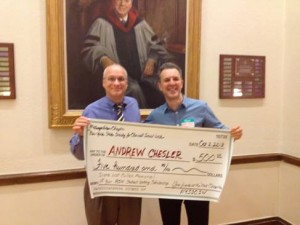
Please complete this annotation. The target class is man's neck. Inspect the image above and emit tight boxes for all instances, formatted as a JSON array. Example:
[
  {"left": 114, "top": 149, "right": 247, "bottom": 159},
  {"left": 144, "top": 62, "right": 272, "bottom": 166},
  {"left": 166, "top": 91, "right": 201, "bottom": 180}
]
[
  {"left": 120, "top": 15, "right": 128, "bottom": 22},
  {"left": 166, "top": 94, "right": 183, "bottom": 111},
  {"left": 107, "top": 95, "right": 124, "bottom": 105},
  {"left": 114, "top": 10, "right": 128, "bottom": 21}
]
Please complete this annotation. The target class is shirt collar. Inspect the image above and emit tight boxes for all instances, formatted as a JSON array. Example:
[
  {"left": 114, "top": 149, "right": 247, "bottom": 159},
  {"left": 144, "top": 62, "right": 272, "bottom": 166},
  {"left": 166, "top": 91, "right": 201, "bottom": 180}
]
[
  {"left": 120, "top": 15, "right": 128, "bottom": 22},
  {"left": 163, "top": 96, "right": 187, "bottom": 113},
  {"left": 104, "top": 96, "right": 127, "bottom": 109}
]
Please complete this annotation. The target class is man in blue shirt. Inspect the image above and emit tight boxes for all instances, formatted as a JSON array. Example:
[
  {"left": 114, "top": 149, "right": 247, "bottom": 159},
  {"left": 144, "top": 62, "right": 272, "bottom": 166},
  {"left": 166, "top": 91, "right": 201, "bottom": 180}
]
[
  {"left": 144, "top": 62, "right": 243, "bottom": 225},
  {"left": 70, "top": 64, "right": 141, "bottom": 225}
]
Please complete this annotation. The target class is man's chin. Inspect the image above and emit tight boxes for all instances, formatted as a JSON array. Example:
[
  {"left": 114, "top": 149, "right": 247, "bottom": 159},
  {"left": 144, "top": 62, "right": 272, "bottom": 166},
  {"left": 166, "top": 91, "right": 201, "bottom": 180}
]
[
  {"left": 166, "top": 92, "right": 179, "bottom": 99},
  {"left": 111, "top": 91, "right": 124, "bottom": 97}
]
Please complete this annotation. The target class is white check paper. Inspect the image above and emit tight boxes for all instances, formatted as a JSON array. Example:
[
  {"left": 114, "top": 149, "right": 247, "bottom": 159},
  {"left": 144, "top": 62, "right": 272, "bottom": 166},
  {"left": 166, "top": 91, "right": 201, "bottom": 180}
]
[{"left": 84, "top": 119, "right": 233, "bottom": 202}]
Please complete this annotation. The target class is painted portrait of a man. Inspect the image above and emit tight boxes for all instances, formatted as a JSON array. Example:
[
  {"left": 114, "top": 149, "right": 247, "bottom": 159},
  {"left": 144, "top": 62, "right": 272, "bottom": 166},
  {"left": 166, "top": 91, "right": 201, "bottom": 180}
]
[{"left": 66, "top": 0, "right": 187, "bottom": 109}]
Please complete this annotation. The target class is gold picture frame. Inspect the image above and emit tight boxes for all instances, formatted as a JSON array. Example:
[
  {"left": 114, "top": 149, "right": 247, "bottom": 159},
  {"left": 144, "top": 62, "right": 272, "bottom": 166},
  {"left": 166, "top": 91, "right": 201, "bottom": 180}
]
[{"left": 47, "top": 0, "right": 201, "bottom": 128}]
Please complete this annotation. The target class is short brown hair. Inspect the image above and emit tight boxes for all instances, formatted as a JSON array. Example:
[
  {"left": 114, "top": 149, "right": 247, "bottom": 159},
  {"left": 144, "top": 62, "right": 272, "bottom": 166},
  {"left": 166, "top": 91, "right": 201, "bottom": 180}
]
[{"left": 159, "top": 62, "right": 183, "bottom": 80}]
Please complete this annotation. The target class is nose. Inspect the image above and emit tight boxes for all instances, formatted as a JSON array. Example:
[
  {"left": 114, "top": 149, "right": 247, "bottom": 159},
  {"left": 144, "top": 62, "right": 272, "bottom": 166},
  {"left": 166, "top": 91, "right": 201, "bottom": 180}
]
[
  {"left": 169, "top": 78, "right": 176, "bottom": 84},
  {"left": 113, "top": 79, "right": 121, "bottom": 84}
]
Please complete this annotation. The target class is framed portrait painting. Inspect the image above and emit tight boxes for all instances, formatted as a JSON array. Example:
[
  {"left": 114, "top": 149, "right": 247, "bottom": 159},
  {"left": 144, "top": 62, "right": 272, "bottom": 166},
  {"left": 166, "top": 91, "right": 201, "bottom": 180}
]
[{"left": 47, "top": 0, "right": 201, "bottom": 128}]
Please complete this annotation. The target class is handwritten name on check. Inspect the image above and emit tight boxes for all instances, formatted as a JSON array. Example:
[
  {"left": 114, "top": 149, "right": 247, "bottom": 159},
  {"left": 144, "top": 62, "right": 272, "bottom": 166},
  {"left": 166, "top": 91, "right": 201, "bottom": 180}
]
[{"left": 84, "top": 119, "right": 233, "bottom": 202}]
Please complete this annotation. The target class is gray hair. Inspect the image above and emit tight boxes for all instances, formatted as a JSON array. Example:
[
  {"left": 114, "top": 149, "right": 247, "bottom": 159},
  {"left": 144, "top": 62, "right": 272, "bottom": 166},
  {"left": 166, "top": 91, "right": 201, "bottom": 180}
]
[{"left": 103, "top": 64, "right": 128, "bottom": 79}]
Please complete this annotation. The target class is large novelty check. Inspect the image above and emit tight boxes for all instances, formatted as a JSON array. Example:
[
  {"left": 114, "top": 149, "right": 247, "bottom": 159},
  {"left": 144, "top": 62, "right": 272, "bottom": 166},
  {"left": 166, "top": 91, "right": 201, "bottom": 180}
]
[{"left": 84, "top": 119, "right": 233, "bottom": 202}]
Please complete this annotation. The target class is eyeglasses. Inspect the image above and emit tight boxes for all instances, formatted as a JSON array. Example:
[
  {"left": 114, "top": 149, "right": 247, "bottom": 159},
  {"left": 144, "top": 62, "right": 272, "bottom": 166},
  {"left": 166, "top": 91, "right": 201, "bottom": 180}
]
[{"left": 104, "top": 76, "right": 127, "bottom": 83}]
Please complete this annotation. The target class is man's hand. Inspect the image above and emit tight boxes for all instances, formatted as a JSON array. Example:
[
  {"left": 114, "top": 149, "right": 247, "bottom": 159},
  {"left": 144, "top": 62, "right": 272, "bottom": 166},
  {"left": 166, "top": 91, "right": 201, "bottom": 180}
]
[
  {"left": 100, "top": 56, "right": 115, "bottom": 69},
  {"left": 72, "top": 116, "right": 90, "bottom": 136},
  {"left": 143, "top": 59, "right": 155, "bottom": 76},
  {"left": 230, "top": 126, "right": 243, "bottom": 141}
]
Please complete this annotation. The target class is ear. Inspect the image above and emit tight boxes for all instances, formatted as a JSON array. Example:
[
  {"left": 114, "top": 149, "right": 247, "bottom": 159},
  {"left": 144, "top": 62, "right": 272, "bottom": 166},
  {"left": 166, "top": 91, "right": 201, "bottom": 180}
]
[
  {"left": 124, "top": 80, "right": 129, "bottom": 90},
  {"left": 102, "top": 78, "right": 105, "bottom": 88},
  {"left": 157, "top": 81, "right": 163, "bottom": 91}
]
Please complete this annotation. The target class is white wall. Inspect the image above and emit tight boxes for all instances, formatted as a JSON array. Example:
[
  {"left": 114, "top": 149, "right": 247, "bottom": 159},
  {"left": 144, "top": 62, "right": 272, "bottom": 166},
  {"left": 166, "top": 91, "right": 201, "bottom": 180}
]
[
  {"left": 200, "top": 0, "right": 285, "bottom": 155},
  {"left": 0, "top": 0, "right": 299, "bottom": 225},
  {"left": 0, "top": 179, "right": 87, "bottom": 225},
  {"left": 210, "top": 162, "right": 280, "bottom": 224},
  {"left": 282, "top": 0, "right": 300, "bottom": 157},
  {"left": 278, "top": 163, "right": 300, "bottom": 224},
  {"left": 0, "top": 0, "right": 84, "bottom": 175}
]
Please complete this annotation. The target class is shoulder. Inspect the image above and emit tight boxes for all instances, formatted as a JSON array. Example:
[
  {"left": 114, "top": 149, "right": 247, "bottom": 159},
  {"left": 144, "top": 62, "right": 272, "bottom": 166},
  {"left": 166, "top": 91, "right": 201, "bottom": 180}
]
[
  {"left": 149, "top": 103, "right": 167, "bottom": 116},
  {"left": 87, "top": 97, "right": 106, "bottom": 106},
  {"left": 124, "top": 96, "right": 138, "bottom": 104},
  {"left": 183, "top": 97, "right": 208, "bottom": 108},
  {"left": 124, "top": 96, "right": 139, "bottom": 108},
  {"left": 89, "top": 18, "right": 112, "bottom": 30},
  {"left": 93, "top": 17, "right": 109, "bottom": 24},
  {"left": 135, "top": 16, "right": 143, "bottom": 25},
  {"left": 83, "top": 97, "right": 107, "bottom": 113},
  {"left": 134, "top": 19, "right": 154, "bottom": 32},
  {"left": 123, "top": 96, "right": 140, "bottom": 121},
  {"left": 144, "top": 103, "right": 167, "bottom": 123}
]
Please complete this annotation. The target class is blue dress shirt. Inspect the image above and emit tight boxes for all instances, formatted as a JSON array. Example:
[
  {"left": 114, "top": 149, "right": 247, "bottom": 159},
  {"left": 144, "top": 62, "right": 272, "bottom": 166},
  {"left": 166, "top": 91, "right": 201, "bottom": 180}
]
[
  {"left": 144, "top": 96, "right": 227, "bottom": 128},
  {"left": 70, "top": 96, "right": 140, "bottom": 160}
]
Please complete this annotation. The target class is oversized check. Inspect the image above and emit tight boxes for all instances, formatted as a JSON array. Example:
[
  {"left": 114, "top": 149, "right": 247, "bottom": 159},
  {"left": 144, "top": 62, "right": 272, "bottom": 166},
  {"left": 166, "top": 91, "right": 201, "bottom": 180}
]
[{"left": 84, "top": 119, "right": 233, "bottom": 202}]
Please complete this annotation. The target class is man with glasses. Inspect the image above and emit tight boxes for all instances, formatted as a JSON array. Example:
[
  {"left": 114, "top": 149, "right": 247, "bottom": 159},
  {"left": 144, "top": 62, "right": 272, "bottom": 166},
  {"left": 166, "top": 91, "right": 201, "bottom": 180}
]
[
  {"left": 70, "top": 64, "right": 141, "bottom": 225},
  {"left": 82, "top": 0, "right": 173, "bottom": 108}
]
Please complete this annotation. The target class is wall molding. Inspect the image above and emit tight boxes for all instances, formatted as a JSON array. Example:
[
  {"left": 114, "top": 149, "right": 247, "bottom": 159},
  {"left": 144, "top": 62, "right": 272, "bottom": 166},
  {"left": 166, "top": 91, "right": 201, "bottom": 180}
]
[
  {"left": 228, "top": 216, "right": 292, "bottom": 225},
  {"left": 0, "top": 153, "right": 299, "bottom": 186},
  {"left": 231, "top": 153, "right": 300, "bottom": 166}
]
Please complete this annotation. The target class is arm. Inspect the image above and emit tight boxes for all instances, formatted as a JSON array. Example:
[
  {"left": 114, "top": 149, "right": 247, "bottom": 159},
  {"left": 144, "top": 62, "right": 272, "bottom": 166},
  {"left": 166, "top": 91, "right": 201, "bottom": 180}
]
[
  {"left": 69, "top": 116, "right": 90, "bottom": 160},
  {"left": 203, "top": 102, "right": 243, "bottom": 141},
  {"left": 135, "top": 21, "right": 174, "bottom": 76},
  {"left": 143, "top": 58, "right": 156, "bottom": 76},
  {"left": 81, "top": 18, "right": 119, "bottom": 73},
  {"left": 203, "top": 102, "right": 227, "bottom": 129}
]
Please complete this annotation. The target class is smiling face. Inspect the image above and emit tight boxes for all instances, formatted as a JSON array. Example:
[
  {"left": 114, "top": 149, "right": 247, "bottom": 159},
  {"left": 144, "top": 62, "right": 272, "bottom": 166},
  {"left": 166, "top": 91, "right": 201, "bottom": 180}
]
[
  {"left": 113, "top": 0, "right": 133, "bottom": 18},
  {"left": 158, "top": 68, "right": 184, "bottom": 102},
  {"left": 102, "top": 64, "right": 128, "bottom": 103}
]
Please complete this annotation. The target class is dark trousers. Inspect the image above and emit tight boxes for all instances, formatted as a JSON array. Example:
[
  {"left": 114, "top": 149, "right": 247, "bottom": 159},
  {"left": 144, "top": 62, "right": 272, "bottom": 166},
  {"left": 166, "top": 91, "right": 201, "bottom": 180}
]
[
  {"left": 84, "top": 180, "right": 141, "bottom": 225},
  {"left": 159, "top": 198, "right": 209, "bottom": 225}
]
